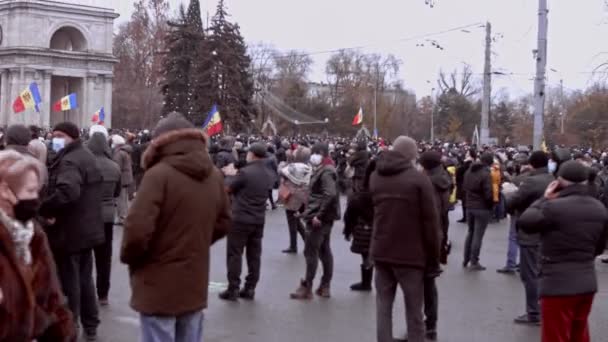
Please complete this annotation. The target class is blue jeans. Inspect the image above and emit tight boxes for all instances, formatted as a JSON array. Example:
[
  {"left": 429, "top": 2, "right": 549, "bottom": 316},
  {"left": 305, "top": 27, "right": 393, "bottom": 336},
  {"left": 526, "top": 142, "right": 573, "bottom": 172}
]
[
  {"left": 506, "top": 215, "right": 520, "bottom": 269},
  {"left": 140, "top": 310, "right": 204, "bottom": 342}
]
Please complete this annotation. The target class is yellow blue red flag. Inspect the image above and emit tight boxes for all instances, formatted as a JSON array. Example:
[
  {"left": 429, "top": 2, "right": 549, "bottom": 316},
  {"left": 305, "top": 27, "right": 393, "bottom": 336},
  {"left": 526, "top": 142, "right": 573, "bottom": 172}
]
[
  {"left": 13, "top": 82, "right": 42, "bottom": 113},
  {"left": 203, "top": 104, "right": 223, "bottom": 136}
]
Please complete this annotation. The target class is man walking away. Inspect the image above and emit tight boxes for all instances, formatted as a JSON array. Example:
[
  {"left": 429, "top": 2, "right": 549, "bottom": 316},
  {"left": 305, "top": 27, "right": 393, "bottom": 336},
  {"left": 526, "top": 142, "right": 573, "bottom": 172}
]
[
  {"left": 519, "top": 160, "right": 608, "bottom": 342},
  {"left": 121, "top": 112, "right": 231, "bottom": 342},
  {"left": 40, "top": 122, "right": 105, "bottom": 341},
  {"left": 369, "top": 136, "right": 441, "bottom": 342},
  {"left": 420, "top": 150, "right": 452, "bottom": 340},
  {"left": 219, "top": 143, "right": 275, "bottom": 301},
  {"left": 87, "top": 130, "right": 121, "bottom": 306},
  {"left": 505, "top": 151, "right": 553, "bottom": 325},
  {"left": 291, "top": 143, "right": 340, "bottom": 300},
  {"left": 111, "top": 134, "right": 133, "bottom": 225},
  {"left": 462, "top": 152, "right": 494, "bottom": 271}
]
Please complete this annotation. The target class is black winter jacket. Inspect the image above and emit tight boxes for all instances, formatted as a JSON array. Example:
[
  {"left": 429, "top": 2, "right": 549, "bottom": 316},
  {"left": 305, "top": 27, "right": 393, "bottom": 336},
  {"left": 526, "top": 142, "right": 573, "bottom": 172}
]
[
  {"left": 215, "top": 148, "right": 235, "bottom": 169},
  {"left": 506, "top": 167, "right": 554, "bottom": 246},
  {"left": 463, "top": 162, "right": 493, "bottom": 210},
  {"left": 87, "top": 134, "right": 122, "bottom": 224},
  {"left": 303, "top": 160, "right": 340, "bottom": 223},
  {"left": 228, "top": 160, "right": 275, "bottom": 226},
  {"left": 40, "top": 139, "right": 105, "bottom": 254},
  {"left": 519, "top": 185, "right": 608, "bottom": 297}
]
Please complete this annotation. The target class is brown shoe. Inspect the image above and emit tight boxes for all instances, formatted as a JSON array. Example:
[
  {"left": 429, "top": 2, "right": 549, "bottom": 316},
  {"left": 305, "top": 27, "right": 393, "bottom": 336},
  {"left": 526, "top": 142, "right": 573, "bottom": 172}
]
[
  {"left": 315, "top": 285, "right": 331, "bottom": 298},
  {"left": 290, "top": 280, "right": 313, "bottom": 300}
]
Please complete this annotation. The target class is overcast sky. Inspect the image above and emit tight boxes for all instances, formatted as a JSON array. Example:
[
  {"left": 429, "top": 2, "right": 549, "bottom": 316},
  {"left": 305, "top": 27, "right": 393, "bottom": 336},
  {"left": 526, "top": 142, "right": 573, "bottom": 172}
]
[{"left": 72, "top": 0, "right": 608, "bottom": 98}]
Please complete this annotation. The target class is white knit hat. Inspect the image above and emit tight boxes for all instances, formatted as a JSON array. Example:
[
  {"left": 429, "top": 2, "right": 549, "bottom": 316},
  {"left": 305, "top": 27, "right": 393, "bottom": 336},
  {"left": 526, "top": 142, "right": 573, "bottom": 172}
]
[{"left": 89, "top": 124, "right": 108, "bottom": 138}]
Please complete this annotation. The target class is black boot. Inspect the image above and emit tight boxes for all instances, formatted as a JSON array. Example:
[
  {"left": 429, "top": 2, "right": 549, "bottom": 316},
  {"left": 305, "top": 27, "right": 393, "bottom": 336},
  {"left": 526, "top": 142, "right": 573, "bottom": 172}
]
[
  {"left": 219, "top": 288, "right": 239, "bottom": 301},
  {"left": 350, "top": 265, "right": 373, "bottom": 291}
]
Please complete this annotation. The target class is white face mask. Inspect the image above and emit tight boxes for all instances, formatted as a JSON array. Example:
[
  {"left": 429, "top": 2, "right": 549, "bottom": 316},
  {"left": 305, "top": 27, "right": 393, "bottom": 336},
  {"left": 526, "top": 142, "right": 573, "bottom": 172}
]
[
  {"left": 52, "top": 137, "right": 66, "bottom": 153},
  {"left": 548, "top": 160, "right": 557, "bottom": 173},
  {"left": 310, "top": 154, "right": 323, "bottom": 166}
]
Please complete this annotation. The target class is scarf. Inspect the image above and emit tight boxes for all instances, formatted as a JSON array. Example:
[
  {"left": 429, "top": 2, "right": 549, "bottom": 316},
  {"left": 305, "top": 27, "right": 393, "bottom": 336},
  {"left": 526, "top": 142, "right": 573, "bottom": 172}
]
[{"left": 0, "top": 209, "right": 34, "bottom": 265}]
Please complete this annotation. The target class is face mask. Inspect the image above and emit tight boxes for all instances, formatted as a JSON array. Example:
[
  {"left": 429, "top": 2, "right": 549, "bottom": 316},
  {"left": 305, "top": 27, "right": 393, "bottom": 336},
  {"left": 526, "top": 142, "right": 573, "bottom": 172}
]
[
  {"left": 14, "top": 198, "right": 41, "bottom": 223},
  {"left": 310, "top": 154, "right": 323, "bottom": 166},
  {"left": 548, "top": 160, "right": 557, "bottom": 174},
  {"left": 52, "top": 137, "right": 66, "bottom": 153}
]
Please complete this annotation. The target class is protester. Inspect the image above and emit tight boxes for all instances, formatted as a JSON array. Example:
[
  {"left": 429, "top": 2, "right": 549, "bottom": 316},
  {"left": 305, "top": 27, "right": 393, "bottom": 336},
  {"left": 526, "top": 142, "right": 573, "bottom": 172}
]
[
  {"left": 265, "top": 145, "right": 279, "bottom": 210},
  {"left": 505, "top": 151, "right": 553, "bottom": 325},
  {"left": 369, "top": 136, "right": 441, "bottom": 342},
  {"left": 39, "top": 122, "right": 104, "bottom": 341},
  {"left": 87, "top": 131, "right": 121, "bottom": 306},
  {"left": 291, "top": 142, "right": 340, "bottom": 300},
  {"left": 0, "top": 150, "right": 76, "bottom": 341},
  {"left": 111, "top": 134, "right": 133, "bottom": 225},
  {"left": 219, "top": 142, "right": 275, "bottom": 301},
  {"left": 519, "top": 160, "right": 608, "bottom": 342},
  {"left": 343, "top": 159, "right": 376, "bottom": 292},
  {"left": 5, "top": 124, "right": 33, "bottom": 156},
  {"left": 279, "top": 146, "right": 311, "bottom": 254},
  {"left": 462, "top": 152, "right": 494, "bottom": 271},
  {"left": 420, "top": 150, "right": 452, "bottom": 339},
  {"left": 121, "top": 112, "right": 231, "bottom": 342},
  {"left": 455, "top": 150, "right": 475, "bottom": 223},
  {"left": 215, "top": 135, "right": 236, "bottom": 169},
  {"left": 349, "top": 140, "right": 370, "bottom": 193},
  {"left": 497, "top": 158, "right": 532, "bottom": 274}
]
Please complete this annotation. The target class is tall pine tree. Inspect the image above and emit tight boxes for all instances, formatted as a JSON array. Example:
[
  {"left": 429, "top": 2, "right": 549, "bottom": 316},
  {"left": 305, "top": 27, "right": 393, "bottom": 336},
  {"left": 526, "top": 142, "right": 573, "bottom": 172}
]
[
  {"left": 160, "top": 6, "right": 192, "bottom": 116},
  {"left": 161, "top": 0, "right": 254, "bottom": 130},
  {"left": 207, "top": 0, "right": 254, "bottom": 132}
]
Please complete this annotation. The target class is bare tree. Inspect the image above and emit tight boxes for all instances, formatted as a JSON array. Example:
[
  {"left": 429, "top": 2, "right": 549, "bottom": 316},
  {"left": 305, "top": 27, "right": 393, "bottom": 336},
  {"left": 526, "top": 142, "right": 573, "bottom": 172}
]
[
  {"left": 113, "top": 0, "right": 169, "bottom": 128},
  {"left": 437, "top": 64, "right": 479, "bottom": 97}
]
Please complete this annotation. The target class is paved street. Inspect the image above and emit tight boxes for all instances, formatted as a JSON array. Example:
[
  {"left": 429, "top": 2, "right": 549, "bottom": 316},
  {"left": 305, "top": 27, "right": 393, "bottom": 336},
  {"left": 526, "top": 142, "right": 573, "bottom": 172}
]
[{"left": 98, "top": 206, "right": 608, "bottom": 342}]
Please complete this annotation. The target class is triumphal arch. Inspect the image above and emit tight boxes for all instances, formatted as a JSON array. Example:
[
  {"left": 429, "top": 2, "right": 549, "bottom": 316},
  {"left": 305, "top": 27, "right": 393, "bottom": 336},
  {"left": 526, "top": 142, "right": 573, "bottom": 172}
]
[{"left": 0, "top": 0, "right": 118, "bottom": 127}]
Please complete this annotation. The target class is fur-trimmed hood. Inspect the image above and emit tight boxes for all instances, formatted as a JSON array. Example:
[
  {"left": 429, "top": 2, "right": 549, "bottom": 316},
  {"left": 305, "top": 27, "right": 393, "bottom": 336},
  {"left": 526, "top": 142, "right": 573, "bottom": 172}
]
[{"left": 142, "top": 128, "right": 211, "bottom": 181}]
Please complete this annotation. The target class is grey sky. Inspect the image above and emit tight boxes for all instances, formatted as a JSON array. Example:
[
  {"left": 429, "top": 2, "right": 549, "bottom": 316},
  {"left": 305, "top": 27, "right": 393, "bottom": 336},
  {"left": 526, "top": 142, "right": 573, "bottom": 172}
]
[{"left": 70, "top": 0, "right": 608, "bottom": 98}]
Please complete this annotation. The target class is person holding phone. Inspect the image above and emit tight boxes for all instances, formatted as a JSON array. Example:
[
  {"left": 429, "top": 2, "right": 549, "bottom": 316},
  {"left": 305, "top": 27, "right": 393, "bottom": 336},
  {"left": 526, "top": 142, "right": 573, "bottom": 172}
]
[{"left": 519, "top": 160, "right": 608, "bottom": 342}]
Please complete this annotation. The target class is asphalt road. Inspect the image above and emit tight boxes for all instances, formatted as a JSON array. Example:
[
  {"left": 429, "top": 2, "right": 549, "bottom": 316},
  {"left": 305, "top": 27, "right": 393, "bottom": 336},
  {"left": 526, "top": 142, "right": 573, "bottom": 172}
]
[{"left": 96, "top": 206, "right": 608, "bottom": 342}]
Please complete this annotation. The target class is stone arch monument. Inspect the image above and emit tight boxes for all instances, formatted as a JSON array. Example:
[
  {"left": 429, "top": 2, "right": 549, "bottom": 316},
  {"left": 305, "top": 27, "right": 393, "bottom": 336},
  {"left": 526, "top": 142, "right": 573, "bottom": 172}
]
[{"left": 0, "top": 0, "right": 118, "bottom": 127}]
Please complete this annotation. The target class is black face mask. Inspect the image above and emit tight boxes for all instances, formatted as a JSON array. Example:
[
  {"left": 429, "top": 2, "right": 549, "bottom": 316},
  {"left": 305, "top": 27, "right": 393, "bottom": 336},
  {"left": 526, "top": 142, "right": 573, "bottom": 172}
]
[{"left": 14, "top": 198, "right": 41, "bottom": 223}]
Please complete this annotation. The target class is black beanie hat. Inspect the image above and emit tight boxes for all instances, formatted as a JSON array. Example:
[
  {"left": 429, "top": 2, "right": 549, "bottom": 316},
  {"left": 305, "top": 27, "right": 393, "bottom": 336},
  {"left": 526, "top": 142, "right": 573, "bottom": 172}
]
[
  {"left": 249, "top": 142, "right": 267, "bottom": 159},
  {"left": 480, "top": 152, "right": 494, "bottom": 166},
  {"left": 420, "top": 151, "right": 443, "bottom": 170},
  {"left": 53, "top": 122, "right": 80, "bottom": 139},
  {"left": 558, "top": 160, "right": 589, "bottom": 183},
  {"left": 6, "top": 124, "right": 32, "bottom": 146},
  {"left": 153, "top": 112, "right": 194, "bottom": 138},
  {"left": 528, "top": 151, "right": 549, "bottom": 169}
]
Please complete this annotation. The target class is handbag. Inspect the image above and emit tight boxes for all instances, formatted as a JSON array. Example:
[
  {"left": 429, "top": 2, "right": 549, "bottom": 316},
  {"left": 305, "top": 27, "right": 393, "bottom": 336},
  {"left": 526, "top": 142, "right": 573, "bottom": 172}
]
[{"left": 278, "top": 182, "right": 292, "bottom": 203}]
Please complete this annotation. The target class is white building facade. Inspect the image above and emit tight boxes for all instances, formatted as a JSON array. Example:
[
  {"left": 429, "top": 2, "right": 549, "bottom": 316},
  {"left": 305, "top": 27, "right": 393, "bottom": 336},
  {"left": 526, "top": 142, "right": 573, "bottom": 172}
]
[{"left": 0, "top": 0, "right": 118, "bottom": 127}]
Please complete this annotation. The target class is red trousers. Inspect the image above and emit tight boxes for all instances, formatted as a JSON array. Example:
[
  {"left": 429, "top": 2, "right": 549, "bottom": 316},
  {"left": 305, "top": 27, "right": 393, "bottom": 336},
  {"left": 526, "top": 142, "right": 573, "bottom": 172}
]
[{"left": 541, "top": 294, "right": 595, "bottom": 342}]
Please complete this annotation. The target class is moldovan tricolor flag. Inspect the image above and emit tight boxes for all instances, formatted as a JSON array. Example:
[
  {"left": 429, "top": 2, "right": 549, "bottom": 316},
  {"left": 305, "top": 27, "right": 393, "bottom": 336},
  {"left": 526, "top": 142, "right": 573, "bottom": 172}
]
[
  {"left": 91, "top": 107, "right": 106, "bottom": 125},
  {"left": 53, "top": 93, "right": 77, "bottom": 112},
  {"left": 203, "top": 104, "right": 223, "bottom": 136},
  {"left": 352, "top": 107, "right": 363, "bottom": 126},
  {"left": 13, "top": 82, "right": 42, "bottom": 113}
]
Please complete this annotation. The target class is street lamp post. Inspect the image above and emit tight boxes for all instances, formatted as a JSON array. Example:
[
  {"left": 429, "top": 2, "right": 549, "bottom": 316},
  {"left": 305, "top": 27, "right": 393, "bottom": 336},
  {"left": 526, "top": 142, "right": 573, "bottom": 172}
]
[
  {"left": 373, "top": 86, "right": 377, "bottom": 138},
  {"left": 431, "top": 88, "right": 435, "bottom": 142}
]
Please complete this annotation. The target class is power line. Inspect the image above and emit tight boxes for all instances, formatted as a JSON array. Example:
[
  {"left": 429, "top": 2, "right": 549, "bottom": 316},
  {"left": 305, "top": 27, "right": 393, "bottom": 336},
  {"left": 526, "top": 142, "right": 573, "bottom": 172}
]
[{"left": 256, "top": 22, "right": 485, "bottom": 61}]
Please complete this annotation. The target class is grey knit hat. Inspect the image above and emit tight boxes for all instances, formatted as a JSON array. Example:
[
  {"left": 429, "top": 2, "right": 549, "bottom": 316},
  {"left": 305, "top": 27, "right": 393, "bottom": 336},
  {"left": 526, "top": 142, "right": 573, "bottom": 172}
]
[
  {"left": 392, "top": 136, "right": 418, "bottom": 162},
  {"left": 153, "top": 112, "right": 194, "bottom": 138}
]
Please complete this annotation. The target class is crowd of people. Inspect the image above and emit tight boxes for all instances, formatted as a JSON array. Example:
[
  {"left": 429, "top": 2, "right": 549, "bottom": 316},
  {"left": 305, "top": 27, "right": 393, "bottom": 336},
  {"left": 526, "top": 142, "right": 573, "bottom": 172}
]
[{"left": 1, "top": 112, "right": 607, "bottom": 342}]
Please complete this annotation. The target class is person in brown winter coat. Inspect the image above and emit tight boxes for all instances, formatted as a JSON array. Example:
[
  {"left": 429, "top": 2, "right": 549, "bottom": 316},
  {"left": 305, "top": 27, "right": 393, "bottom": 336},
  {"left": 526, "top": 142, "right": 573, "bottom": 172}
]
[
  {"left": 120, "top": 112, "right": 231, "bottom": 342},
  {"left": 0, "top": 150, "right": 75, "bottom": 342},
  {"left": 369, "top": 136, "right": 441, "bottom": 342}
]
